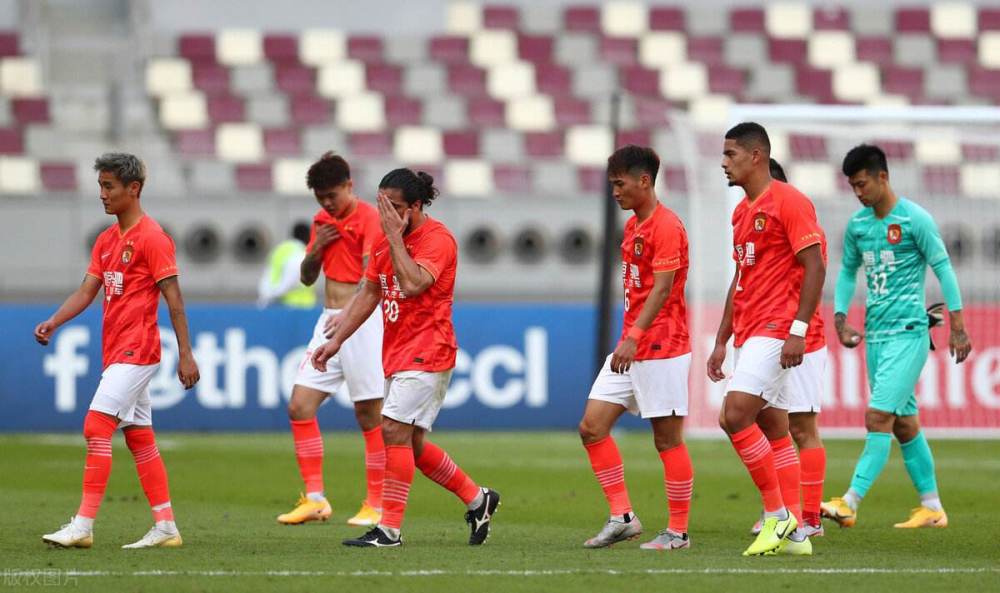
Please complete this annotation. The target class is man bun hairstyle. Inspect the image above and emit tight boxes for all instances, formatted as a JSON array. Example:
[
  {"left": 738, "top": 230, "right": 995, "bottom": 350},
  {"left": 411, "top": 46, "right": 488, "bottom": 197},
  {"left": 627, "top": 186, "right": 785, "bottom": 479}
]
[
  {"left": 307, "top": 151, "right": 351, "bottom": 190},
  {"left": 725, "top": 122, "right": 771, "bottom": 155},
  {"left": 769, "top": 158, "right": 787, "bottom": 182},
  {"left": 841, "top": 144, "right": 889, "bottom": 178},
  {"left": 379, "top": 168, "right": 439, "bottom": 207},
  {"left": 607, "top": 145, "right": 660, "bottom": 185}
]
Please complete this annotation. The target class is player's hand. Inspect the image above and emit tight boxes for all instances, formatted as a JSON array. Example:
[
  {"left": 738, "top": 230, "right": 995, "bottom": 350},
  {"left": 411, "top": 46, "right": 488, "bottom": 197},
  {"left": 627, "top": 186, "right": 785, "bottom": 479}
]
[
  {"left": 837, "top": 323, "right": 864, "bottom": 348},
  {"left": 377, "top": 191, "right": 410, "bottom": 242},
  {"left": 311, "top": 224, "right": 340, "bottom": 252},
  {"left": 949, "top": 327, "right": 972, "bottom": 363},
  {"left": 610, "top": 338, "right": 637, "bottom": 374},
  {"left": 34, "top": 319, "right": 58, "bottom": 345},
  {"left": 780, "top": 335, "right": 806, "bottom": 369},
  {"left": 323, "top": 311, "right": 342, "bottom": 338},
  {"left": 177, "top": 353, "right": 200, "bottom": 390},
  {"left": 707, "top": 343, "right": 727, "bottom": 382},
  {"left": 311, "top": 339, "right": 341, "bottom": 371}
]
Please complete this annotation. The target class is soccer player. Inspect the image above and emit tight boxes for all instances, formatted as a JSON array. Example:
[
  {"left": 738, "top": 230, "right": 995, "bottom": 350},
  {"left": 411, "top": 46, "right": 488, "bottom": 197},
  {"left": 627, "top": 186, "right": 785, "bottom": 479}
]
[
  {"left": 708, "top": 123, "right": 826, "bottom": 556},
  {"left": 821, "top": 144, "right": 971, "bottom": 529},
  {"left": 736, "top": 159, "right": 828, "bottom": 539},
  {"left": 277, "top": 152, "right": 386, "bottom": 527},
  {"left": 311, "top": 169, "right": 499, "bottom": 548},
  {"left": 36, "top": 153, "right": 200, "bottom": 548},
  {"left": 578, "top": 145, "right": 694, "bottom": 551}
]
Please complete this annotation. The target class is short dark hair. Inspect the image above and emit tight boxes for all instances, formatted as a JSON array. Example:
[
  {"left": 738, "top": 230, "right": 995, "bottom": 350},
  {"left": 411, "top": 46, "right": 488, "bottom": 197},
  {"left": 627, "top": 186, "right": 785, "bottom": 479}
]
[
  {"left": 306, "top": 151, "right": 351, "bottom": 190},
  {"left": 94, "top": 152, "right": 146, "bottom": 189},
  {"left": 607, "top": 145, "right": 660, "bottom": 185},
  {"left": 379, "top": 168, "right": 439, "bottom": 207},
  {"left": 725, "top": 122, "right": 771, "bottom": 154},
  {"left": 291, "top": 221, "right": 311, "bottom": 244},
  {"left": 841, "top": 144, "right": 888, "bottom": 177},
  {"left": 769, "top": 158, "right": 787, "bottom": 182}
]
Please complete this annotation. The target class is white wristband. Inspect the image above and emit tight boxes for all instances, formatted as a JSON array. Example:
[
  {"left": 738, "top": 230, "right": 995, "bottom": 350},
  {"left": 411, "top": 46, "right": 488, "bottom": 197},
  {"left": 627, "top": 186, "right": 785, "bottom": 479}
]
[{"left": 789, "top": 320, "right": 809, "bottom": 338}]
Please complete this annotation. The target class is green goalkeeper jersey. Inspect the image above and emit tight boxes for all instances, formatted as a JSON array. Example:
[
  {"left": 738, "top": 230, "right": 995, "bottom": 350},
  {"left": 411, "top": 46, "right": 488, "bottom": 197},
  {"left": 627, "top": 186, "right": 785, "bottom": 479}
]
[{"left": 835, "top": 197, "right": 962, "bottom": 343}]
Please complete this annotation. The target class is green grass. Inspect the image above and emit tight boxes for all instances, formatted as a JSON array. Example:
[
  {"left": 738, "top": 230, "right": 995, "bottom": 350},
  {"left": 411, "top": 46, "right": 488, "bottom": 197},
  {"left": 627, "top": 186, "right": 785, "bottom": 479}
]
[{"left": 1, "top": 432, "right": 998, "bottom": 592}]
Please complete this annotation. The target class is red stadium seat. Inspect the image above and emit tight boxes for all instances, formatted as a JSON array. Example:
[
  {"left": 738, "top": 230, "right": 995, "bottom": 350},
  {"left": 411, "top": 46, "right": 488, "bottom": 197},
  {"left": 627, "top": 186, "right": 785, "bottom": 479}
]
[
  {"left": 981, "top": 8, "right": 1000, "bottom": 30},
  {"left": 235, "top": 164, "right": 273, "bottom": 191},
  {"left": 493, "top": 164, "right": 531, "bottom": 192},
  {"left": 856, "top": 37, "right": 894, "bottom": 66},
  {"left": 263, "top": 34, "right": 299, "bottom": 62},
  {"left": 789, "top": 133, "right": 829, "bottom": 161},
  {"left": 442, "top": 130, "right": 479, "bottom": 157},
  {"left": 600, "top": 37, "right": 638, "bottom": 66},
  {"left": 12, "top": 98, "right": 50, "bottom": 124},
  {"left": 662, "top": 166, "right": 688, "bottom": 193},
  {"left": 620, "top": 65, "right": 660, "bottom": 96},
  {"left": 895, "top": 8, "right": 931, "bottom": 33},
  {"left": 969, "top": 67, "right": 1000, "bottom": 100},
  {"left": 39, "top": 163, "right": 77, "bottom": 191},
  {"left": 177, "top": 33, "right": 215, "bottom": 61},
  {"left": 962, "top": 143, "right": 1000, "bottom": 161},
  {"left": 448, "top": 64, "right": 487, "bottom": 96},
  {"left": 348, "top": 131, "right": 392, "bottom": 157},
  {"left": 577, "top": 166, "right": 605, "bottom": 192},
  {"left": 191, "top": 62, "right": 230, "bottom": 94},
  {"left": 366, "top": 63, "right": 403, "bottom": 95},
  {"left": 483, "top": 6, "right": 520, "bottom": 30},
  {"left": 872, "top": 139, "right": 915, "bottom": 160},
  {"left": 290, "top": 94, "right": 330, "bottom": 125},
  {"left": 429, "top": 36, "right": 469, "bottom": 63},
  {"left": 615, "top": 129, "right": 651, "bottom": 148},
  {"left": 813, "top": 7, "right": 850, "bottom": 30},
  {"left": 524, "top": 131, "right": 564, "bottom": 157},
  {"left": 648, "top": 8, "right": 685, "bottom": 31},
  {"left": 175, "top": 130, "right": 215, "bottom": 156},
  {"left": 922, "top": 165, "right": 960, "bottom": 195},
  {"left": 384, "top": 95, "right": 422, "bottom": 126},
  {"left": 348, "top": 36, "right": 383, "bottom": 62},
  {"left": 274, "top": 62, "right": 315, "bottom": 95},
  {"left": 467, "top": 97, "right": 506, "bottom": 127},
  {"left": 687, "top": 36, "right": 724, "bottom": 66},
  {"left": 0, "top": 128, "right": 23, "bottom": 154},
  {"left": 769, "top": 38, "right": 808, "bottom": 64},
  {"left": 708, "top": 66, "right": 746, "bottom": 96},
  {"left": 263, "top": 128, "right": 301, "bottom": 156},
  {"left": 518, "top": 34, "right": 554, "bottom": 63},
  {"left": 795, "top": 66, "right": 835, "bottom": 103},
  {"left": 730, "top": 8, "right": 766, "bottom": 33},
  {"left": 633, "top": 96, "right": 671, "bottom": 126},
  {"left": 564, "top": 6, "right": 601, "bottom": 33},
  {"left": 882, "top": 66, "right": 924, "bottom": 101},
  {"left": 553, "top": 97, "right": 591, "bottom": 126},
  {"left": 937, "top": 40, "right": 977, "bottom": 64},
  {"left": 0, "top": 31, "right": 19, "bottom": 57},
  {"left": 534, "top": 62, "right": 572, "bottom": 97},
  {"left": 207, "top": 95, "right": 245, "bottom": 123}
]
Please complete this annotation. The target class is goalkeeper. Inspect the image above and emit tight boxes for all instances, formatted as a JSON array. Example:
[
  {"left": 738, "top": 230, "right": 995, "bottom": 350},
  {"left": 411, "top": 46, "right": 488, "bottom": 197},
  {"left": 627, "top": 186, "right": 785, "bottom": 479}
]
[{"left": 821, "top": 144, "right": 972, "bottom": 529}]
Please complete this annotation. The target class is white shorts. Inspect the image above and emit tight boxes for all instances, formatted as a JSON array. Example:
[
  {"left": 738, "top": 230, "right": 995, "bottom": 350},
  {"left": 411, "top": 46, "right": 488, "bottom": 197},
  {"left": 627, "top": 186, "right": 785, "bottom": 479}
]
[
  {"left": 90, "top": 363, "right": 158, "bottom": 426},
  {"left": 294, "top": 307, "right": 384, "bottom": 401},
  {"left": 728, "top": 337, "right": 790, "bottom": 410},
  {"left": 381, "top": 370, "right": 453, "bottom": 431},
  {"left": 587, "top": 353, "right": 691, "bottom": 418},
  {"left": 785, "top": 347, "right": 827, "bottom": 413}
]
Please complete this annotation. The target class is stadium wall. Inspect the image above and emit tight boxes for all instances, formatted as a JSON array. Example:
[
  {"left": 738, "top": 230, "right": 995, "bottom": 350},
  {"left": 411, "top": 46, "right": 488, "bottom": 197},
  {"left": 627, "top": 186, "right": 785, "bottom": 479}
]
[{"left": 3, "top": 303, "right": 999, "bottom": 435}]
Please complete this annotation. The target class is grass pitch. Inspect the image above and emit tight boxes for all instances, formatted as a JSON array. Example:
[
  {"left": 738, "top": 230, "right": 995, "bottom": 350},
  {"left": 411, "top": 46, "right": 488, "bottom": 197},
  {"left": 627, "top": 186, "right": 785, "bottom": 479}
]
[{"left": 1, "top": 432, "right": 998, "bottom": 592}]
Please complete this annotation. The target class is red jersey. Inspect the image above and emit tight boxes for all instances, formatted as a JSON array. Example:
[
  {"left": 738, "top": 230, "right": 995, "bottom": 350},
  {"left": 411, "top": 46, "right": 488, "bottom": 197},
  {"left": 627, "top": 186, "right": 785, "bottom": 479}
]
[
  {"left": 364, "top": 217, "right": 458, "bottom": 376},
  {"left": 307, "top": 200, "right": 382, "bottom": 283},
  {"left": 620, "top": 203, "right": 691, "bottom": 359},
  {"left": 731, "top": 180, "right": 825, "bottom": 348},
  {"left": 86, "top": 215, "right": 178, "bottom": 369}
]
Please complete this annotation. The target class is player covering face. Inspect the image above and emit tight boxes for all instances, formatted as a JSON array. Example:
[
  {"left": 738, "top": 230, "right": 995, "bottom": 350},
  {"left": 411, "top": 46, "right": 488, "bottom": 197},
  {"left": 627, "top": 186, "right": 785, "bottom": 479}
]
[
  {"left": 36, "top": 153, "right": 200, "bottom": 549},
  {"left": 310, "top": 168, "right": 500, "bottom": 548},
  {"left": 577, "top": 145, "right": 694, "bottom": 552},
  {"left": 710, "top": 123, "right": 827, "bottom": 557}
]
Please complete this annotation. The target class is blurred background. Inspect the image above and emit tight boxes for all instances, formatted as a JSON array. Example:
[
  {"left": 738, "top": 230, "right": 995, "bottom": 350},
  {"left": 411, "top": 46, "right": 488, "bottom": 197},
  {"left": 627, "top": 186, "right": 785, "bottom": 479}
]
[{"left": 0, "top": 0, "right": 998, "bottom": 434}]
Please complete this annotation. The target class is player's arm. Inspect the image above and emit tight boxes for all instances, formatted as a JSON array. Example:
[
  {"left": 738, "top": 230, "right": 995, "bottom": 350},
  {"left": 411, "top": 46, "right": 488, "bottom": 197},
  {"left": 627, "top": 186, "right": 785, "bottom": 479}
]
[
  {"left": 312, "top": 278, "right": 381, "bottom": 370},
  {"left": 782, "top": 243, "right": 825, "bottom": 368},
  {"left": 610, "top": 270, "right": 675, "bottom": 374},
  {"left": 158, "top": 276, "right": 199, "bottom": 389},
  {"left": 834, "top": 220, "right": 864, "bottom": 348},
  {"left": 34, "top": 275, "right": 102, "bottom": 345},
  {"left": 914, "top": 212, "right": 972, "bottom": 362},
  {"left": 377, "top": 192, "right": 435, "bottom": 296},
  {"left": 300, "top": 224, "right": 338, "bottom": 286},
  {"left": 707, "top": 267, "right": 738, "bottom": 382}
]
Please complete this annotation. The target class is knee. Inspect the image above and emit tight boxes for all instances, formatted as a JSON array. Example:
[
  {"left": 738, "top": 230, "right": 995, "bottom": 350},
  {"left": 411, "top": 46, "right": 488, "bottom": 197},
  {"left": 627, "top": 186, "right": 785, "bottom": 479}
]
[
  {"left": 380, "top": 418, "right": 410, "bottom": 446},
  {"left": 578, "top": 419, "right": 608, "bottom": 445},
  {"left": 723, "top": 407, "right": 751, "bottom": 434},
  {"left": 353, "top": 401, "right": 382, "bottom": 431},
  {"left": 893, "top": 419, "right": 920, "bottom": 443},
  {"left": 864, "top": 410, "right": 893, "bottom": 433},
  {"left": 286, "top": 396, "right": 316, "bottom": 421},
  {"left": 653, "top": 434, "right": 682, "bottom": 452},
  {"left": 83, "top": 411, "right": 116, "bottom": 439}
]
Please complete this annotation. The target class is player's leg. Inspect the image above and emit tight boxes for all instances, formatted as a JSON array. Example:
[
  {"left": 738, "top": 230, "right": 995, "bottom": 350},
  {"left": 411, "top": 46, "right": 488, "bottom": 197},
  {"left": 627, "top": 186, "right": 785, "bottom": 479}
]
[
  {"left": 640, "top": 415, "right": 692, "bottom": 550},
  {"left": 343, "top": 415, "right": 411, "bottom": 547},
  {"left": 790, "top": 412, "right": 825, "bottom": 535},
  {"left": 757, "top": 407, "right": 801, "bottom": 525},
  {"left": 579, "top": 355, "right": 642, "bottom": 547},
  {"left": 278, "top": 384, "right": 333, "bottom": 524},
  {"left": 894, "top": 414, "right": 947, "bottom": 528},
  {"left": 349, "top": 399, "right": 385, "bottom": 526}
]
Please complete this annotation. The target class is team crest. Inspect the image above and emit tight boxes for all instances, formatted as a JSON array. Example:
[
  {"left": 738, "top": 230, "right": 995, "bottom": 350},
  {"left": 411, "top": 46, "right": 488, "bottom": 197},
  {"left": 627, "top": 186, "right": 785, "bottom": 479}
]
[
  {"left": 121, "top": 243, "right": 134, "bottom": 264},
  {"left": 753, "top": 213, "right": 767, "bottom": 232},
  {"left": 633, "top": 236, "right": 644, "bottom": 257},
  {"left": 887, "top": 224, "right": 902, "bottom": 245}
]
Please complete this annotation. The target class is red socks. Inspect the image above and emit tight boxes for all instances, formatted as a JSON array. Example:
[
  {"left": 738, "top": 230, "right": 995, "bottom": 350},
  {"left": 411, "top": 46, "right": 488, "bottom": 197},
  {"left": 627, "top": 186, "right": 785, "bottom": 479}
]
[
  {"left": 730, "top": 425, "right": 784, "bottom": 513},
  {"left": 769, "top": 435, "right": 802, "bottom": 524},
  {"left": 660, "top": 443, "right": 693, "bottom": 533},
  {"left": 380, "top": 445, "right": 415, "bottom": 530},
  {"left": 362, "top": 426, "right": 386, "bottom": 510},
  {"left": 77, "top": 411, "right": 117, "bottom": 519},
  {"left": 799, "top": 446, "right": 826, "bottom": 526},
  {"left": 584, "top": 436, "right": 632, "bottom": 516},
  {"left": 415, "top": 441, "right": 481, "bottom": 505},
  {"left": 290, "top": 418, "right": 324, "bottom": 495},
  {"left": 124, "top": 426, "right": 174, "bottom": 522}
]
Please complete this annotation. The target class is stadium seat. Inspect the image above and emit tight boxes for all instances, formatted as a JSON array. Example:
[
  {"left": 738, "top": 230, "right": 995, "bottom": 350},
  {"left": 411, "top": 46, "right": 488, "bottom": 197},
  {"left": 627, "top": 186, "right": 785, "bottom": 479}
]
[
  {"left": 601, "top": 2, "right": 647, "bottom": 37},
  {"left": 766, "top": 3, "right": 813, "bottom": 39},
  {"left": 960, "top": 163, "right": 1000, "bottom": 197},
  {"left": 442, "top": 130, "right": 479, "bottom": 157},
  {"left": 263, "top": 34, "right": 299, "bottom": 62},
  {"left": 467, "top": 96, "right": 506, "bottom": 126},
  {"left": 518, "top": 34, "right": 553, "bottom": 63},
  {"left": 0, "top": 155, "right": 38, "bottom": 192},
  {"left": 384, "top": 95, "right": 422, "bottom": 126},
  {"left": 896, "top": 8, "right": 931, "bottom": 33},
  {"left": 600, "top": 36, "right": 638, "bottom": 66},
  {"left": 639, "top": 32, "right": 687, "bottom": 67},
  {"left": 146, "top": 58, "right": 192, "bottom": 96},
  {"left": 429, "top": 36, "right": 469, "bottom": 64},
  {"left": 0, "top": 32, "right": 19, "bottom": 57},
  {"left": 263, "top": 128, "right": 301, "bottom": 156},
  {"left": 923, "top": 164, "right": 961, "bottom": 194},
  {"left": 565, "top": 6, "right": 601, "bottom": 33},
  {"left": 915, "top": 137, "right": 962, "bottom": 164},
  {"left": 649, "top": 7, "right": 685, "bottom": 31},
  {"left": 937, "top": 39, "right": 976, "bottom": 63},
  {"left": 577, "top": 165, "right": 605, "bottom": 192},
  {"left": 0, "top": 127, "right": 22, "bottom": 154},
  {"left": 686, "top": 36, "right": 724, "bottom": 65},
  {"left": 446, "top": 2, "right": 482, "bottom": 34},
  {"left": 348, "top": 131, "right": 392, "bottom": 157},
  {"left": 422, "top": 95, "right": 467, "bottom": 129},
  {"left": 566, "top": 124, "right": 612, "bottom": 165},
  {"left": 814, "top": 7, "right": 850, "bottom": 31},
  {"left": 659, "top": 62, "right": 707, "bottom": 100},
  {"left": 216, "top": 29, "right": 263, "bottom": 65},
  {"left": 493, "top": 163, "right": 531, "bottom": 192},
  {"left": 524, "top": 131, "right": 563, "bottom": 157},
  {"left": 299, "top": 29, "right": 346, "bottom": 66},
  {"left": 394, "top": 126, "right": 443, "bottom": 163},
  {"left": 12, "top": 98, "right": 49, "bottom": 124},
  {"left": 483, "top": 6, "right": 520, "bottom": 30},
  {"left": 191, "top": 62, "right": 230, "bottom": 95},
  {"left": 317, "top": 60, "right": 366, "bottom": 98},
  {"left": 335, "top": 93, "right": 385, "bottom": 132},
  {"left": 856, "top": 36, "right": 894, "bottom": 65},
  {"left": 731, "top": 8, "right": 766, "bottom": 33},
  {"left": 178, "top": 33, "right": 215, "bottom": 62},
  {"left": 160, "top": 92, "right": 208, "bottom": 129},
  {"left": 932, "top": 3, "right": 976, "bottom": 39},
  {"left": 808, "top": 31, "right": 855, "bottom": 67},
  {"left": 366, "top": 63, "right": 402, "bottom": 95},
  {"left": 247, "top": 94, "right": 290, "bottom": 127},
  {"left": 534, "top": 62, "right": 572, "bottom": 97},
  {"left": 487, "top": 61, "right": 536, "bottom": 99},
  {"left": 980, "top": 32, "right": 1000, "bottom": 67},
  {"left": 175, "top": 129, "right": 215, "bottom": 156},
  {"left": 470, "top": 30, "right": 518, "bottom": 67},
  {"left": 216, "top": 123, "right": 264, "bottom": 162},
  {"left": 39, "top": 162, "right": 77, "bottom": 191},
  {"left": 234, "top": 163, "right": 272, "bottom": 191},
  {"left": 506, "top": 95, "right": 554, "bottom": 131},
  {"left": 448, "top": 63, "right": 487, "bottom": 96},
  {"left": 275, "top": 63, "right": 315, "bottom": 95},
  {"left": 445, "top": 159, "right": 493, "bottom": 196},
  {"left": 0, "top": 58, "right": 43, "bottom": 98},
  {"left": 787, "top": 162, "right": 836, "bottom": 197},
  {"left": 191, "top": 160, "right": 234, "bottom": 193},
  {"left": 272, "top": 157, "right": 312, "bottom": 194}
]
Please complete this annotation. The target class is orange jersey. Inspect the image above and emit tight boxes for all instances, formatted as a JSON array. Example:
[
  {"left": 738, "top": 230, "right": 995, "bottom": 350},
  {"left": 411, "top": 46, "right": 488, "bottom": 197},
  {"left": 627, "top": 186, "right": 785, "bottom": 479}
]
[
  {"left": 307, "top": 200, "right": 382, "bottom": 283},
  {"left": 365, "top": 217, "right": 458, "bottom": 376},
  {"left": 86, "top": 215, "right": 178, "bottom": 370},
  {"left": 620, "top": 203, "right": 691, "bottom": 360},
  {"left": 731, "top": 180, "right": 825, "bottom": 348}
]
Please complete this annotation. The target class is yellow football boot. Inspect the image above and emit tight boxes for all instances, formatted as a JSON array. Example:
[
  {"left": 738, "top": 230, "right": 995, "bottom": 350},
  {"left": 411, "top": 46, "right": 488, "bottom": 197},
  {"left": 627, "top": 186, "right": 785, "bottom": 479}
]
[
  {"left": 820, "top": 497, "right": 857, "bottom": 528},
  {"left": 765, "top": 535, "right": 813, "bottom": 556},
  {"left": 277, "top": 494, "right": 332, "bottom": 525},
  {"left": 347, "top": 501, "right": 382, "bottom": 527},
  {"left": 743, "top": 513, "right": 796, "bottom": 556},
  {"left": 894, "top": 506, "right": 948, "bottom": 528}
]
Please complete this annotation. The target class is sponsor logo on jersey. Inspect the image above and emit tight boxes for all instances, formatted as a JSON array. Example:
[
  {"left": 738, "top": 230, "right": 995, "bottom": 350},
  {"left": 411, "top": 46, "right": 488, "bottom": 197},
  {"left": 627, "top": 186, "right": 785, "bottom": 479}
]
[
  {"left": 633, "top": 236, "right": 644, "bottom": 257},
  {"left": 753, "top": 213, "right": 767, "bottom": 232},
  {"left": 887, "top": 224, "right": 902, "bottom": 245}
]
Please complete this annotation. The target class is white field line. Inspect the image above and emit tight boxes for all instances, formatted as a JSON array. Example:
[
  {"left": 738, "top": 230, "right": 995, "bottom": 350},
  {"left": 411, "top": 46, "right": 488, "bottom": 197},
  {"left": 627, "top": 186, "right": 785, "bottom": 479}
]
[{"left": 4, "top": 568, "right": 998, "bottom": 578}]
